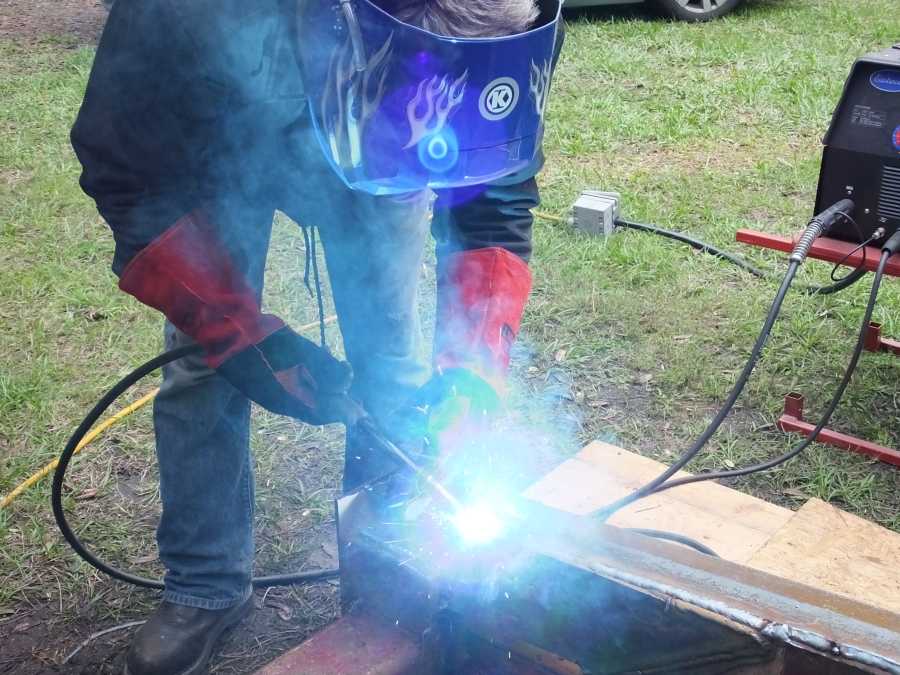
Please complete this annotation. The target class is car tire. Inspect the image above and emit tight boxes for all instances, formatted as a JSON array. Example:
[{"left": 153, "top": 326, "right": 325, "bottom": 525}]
[{"left": 653, "top": 0, "right": 743, "bottom": 21}]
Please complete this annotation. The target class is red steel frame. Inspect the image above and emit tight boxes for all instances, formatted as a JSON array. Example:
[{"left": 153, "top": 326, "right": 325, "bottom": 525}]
[
  {"left": 778, "top": 392, "right": 900, "bottom": 467},
  {"left": 736, "top": 229, "right": 899, "bottom": 466},
  {"left": 735, "top": 230, "right": 900, "bottom": 276}
]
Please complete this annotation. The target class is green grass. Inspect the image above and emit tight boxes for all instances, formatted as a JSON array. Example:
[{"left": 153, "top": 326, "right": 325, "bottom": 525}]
[
  {"left": 529, "top": 0, "right": 900, "bottom": 522},
  {"left": 1, "top": 0, "right": 900, "bottom": 667}
]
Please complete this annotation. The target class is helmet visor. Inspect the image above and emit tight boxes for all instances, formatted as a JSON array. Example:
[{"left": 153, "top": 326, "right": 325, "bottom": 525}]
[{"left": 300, "top": 0, "right": 562, "bottom": 195}]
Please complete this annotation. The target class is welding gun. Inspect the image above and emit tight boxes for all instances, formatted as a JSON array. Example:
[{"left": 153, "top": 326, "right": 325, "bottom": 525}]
[{"left": 349, "top": 413, "right": 464, "bottom": 511}]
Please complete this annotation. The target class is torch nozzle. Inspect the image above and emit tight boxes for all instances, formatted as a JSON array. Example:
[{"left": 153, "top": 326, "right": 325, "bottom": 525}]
[{"left": 354, "top": 416, "right": 463, "bottom": 512}]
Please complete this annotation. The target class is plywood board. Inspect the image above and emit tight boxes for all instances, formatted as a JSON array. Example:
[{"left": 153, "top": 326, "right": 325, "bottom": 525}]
[
  {"left": 524, "top": 441, "right": 794, "bottom": 564},
  {"left": 746, "top": 498, "right": 900, "bottom": 614}
]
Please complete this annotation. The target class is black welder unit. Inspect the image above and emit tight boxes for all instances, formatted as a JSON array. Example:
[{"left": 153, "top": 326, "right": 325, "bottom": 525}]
[{"left": 816, "top": 43, "right": 900, "bottom": 243}]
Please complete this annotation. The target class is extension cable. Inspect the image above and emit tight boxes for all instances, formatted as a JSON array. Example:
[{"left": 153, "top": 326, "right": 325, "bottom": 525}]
[
  {"left": 543, "top": 196, "right": 871, "bottom": 294},
  {"left": 593, "top": 201, "right": 854, "bottom": 521}
]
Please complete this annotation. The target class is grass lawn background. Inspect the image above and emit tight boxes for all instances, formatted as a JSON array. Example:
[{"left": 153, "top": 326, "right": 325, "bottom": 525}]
[{"left": 1, "top": 0, "right": 899, "bottom": 671}]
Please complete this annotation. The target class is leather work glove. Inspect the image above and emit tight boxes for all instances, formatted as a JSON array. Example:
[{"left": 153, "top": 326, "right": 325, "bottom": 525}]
[
  {"left": 119, "top": 211, "right": 358, "bottom": 425},
  {"left": 416, "top": 246, "right": 532, "bottom": 467}
]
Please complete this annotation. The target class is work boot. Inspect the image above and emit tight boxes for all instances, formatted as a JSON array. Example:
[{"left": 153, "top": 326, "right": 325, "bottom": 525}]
[{"left": 124, "top": 596, "right": 252, "bottom": 675}]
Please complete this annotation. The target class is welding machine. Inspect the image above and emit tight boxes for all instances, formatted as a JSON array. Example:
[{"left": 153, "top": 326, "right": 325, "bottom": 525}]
[{"left": 816, "top": 43, "right": 900, "bottom": 243}]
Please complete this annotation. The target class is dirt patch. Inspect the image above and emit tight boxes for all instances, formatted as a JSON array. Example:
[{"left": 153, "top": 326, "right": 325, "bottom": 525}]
[
  {"left": 0, "top": 0, "right": 107, "bottom": 44},
  {"left": 1, "top": 582, "right": 339, "bottom": 675},
  {"left": 0, "top": 169, "right": 33, "bottom": 189},
  {"left": 0, "top": 519, "right": 341, "bottom": 675}
]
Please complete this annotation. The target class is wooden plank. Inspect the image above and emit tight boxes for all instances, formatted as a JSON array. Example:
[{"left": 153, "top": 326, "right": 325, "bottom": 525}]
[
  {"left": 524, "top": 442, "right": 793, "bottom": 564},
  {"left": 746, "top": 498, "right": 900, "bottom": 614}
]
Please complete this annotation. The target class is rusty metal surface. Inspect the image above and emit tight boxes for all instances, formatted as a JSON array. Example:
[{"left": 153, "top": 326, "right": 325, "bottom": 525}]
[
  {"left": 337, "top": 490, "right": 900, "bottom": 675},
  {"left": 254, "top": 613, "right": 420, "bottom": 675},
  {"left": 529, "top": 502, "right": 900, "bottom": 673}
]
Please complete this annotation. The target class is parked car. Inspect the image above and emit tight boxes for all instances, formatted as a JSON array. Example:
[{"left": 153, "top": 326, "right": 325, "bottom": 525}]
[{"left": 564, "top": 0, "right": 744, "bottom": 22}]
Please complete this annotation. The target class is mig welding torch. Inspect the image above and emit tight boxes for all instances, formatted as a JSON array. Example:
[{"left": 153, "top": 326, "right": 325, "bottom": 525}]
[{"left": 50, "top": 352, "right": 460, "bottom": 590}]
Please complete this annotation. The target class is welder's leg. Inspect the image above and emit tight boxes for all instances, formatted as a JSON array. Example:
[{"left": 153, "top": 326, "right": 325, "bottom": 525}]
[
  {"left": 317, "top": 192, "right": 433, "bottom": 492},
  {"left": 152, "top": 207, "right": 274, "bottom": 609}
]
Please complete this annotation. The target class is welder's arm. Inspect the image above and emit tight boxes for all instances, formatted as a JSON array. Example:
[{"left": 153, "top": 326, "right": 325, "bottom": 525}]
[
  {"left": 70, "top": 0, "right": 218, "bottom": 275},
  {"left": 413, "top": 177, "right": 538, "bottom": 444},
  {"left": 118, "top": 212, "right": 356, "bottom": 425},
  {"left": 430, "top": 9, "right": 563, "bottom": 374},
  {"left": 70, "top": 1, "right": 355, "bottom": 425},
  {"left": 433, "top": 177, "right": 538, "bottom": 388}
]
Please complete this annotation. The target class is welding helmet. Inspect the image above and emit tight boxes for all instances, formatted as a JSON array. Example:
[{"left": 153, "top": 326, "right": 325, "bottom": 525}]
[{"left": 299, "top": 0, "right": 562, "bottom": 195}]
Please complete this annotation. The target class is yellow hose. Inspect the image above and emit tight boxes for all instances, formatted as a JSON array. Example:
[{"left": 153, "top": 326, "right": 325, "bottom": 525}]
[
  {"left": 1, "top": 389, "right": 159, "bottom": 510},
  {"left": 533, "top": 209, "right": 566, "bottom": 224},
  {"left": 0, "top": 315, "right": 338, "bottom": 510}
]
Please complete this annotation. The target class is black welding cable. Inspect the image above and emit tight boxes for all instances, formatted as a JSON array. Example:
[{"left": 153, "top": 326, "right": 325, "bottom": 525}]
[
  {"left": 540, "top": 211, "right": 871, "bottom": 295},
  {"left": 614, "top": 217, "right": 871, "bottom": 295},
  {"left": 803, "top": 265, "right": 868, "bottom": 296},
  {"left": 804, "top": 223, "right": 883, "bottom": 296},
  {"left": 51, "top": 344, "right": 340, "bottom": 590},
  {"left": 614, "top": 218, "right": 768, "bottom": 278},
  {"left": 650, "top": 237, "right": 899, "bottom": 494},
  {"left": 591, "top": 200, "right": 855, "bottom": 521},
  {"left": 625, "top": 528, "right": 719, "bottom": 557},
  {"left": 592, "top": 259, "right": 800, "bottom": 521}
]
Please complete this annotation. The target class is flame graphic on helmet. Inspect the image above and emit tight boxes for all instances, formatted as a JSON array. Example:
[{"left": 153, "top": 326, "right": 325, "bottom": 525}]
[
  {"left": 403, "top": 72, "right": 468, "bottom": 150},
  {"left": 529, "top": 59, "right": 552, "bottom": 117},
  {"left": 322, "top": 34, "right": 394, "bottom": 169}
]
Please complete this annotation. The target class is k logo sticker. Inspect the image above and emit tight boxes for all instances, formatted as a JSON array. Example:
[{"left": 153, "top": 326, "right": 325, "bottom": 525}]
[{"left": 479, "top": 77, "right": 519, "bottom": 121}]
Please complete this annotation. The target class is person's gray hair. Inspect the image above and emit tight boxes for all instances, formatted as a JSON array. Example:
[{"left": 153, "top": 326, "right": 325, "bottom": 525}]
[{"left": 374, "top": 0, "right": 540, "bottom": 38}]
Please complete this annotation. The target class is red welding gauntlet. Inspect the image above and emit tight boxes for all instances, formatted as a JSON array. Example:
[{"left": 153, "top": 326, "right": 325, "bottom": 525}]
[
  {"left": 119, "top": 211, "right": 355, "bottom": 425},
  {"left": 417, "top": 247, "right": 531, "bottom": 458},
  {"left": 434, "top": 247, "right": 532, "bottom": 385}
]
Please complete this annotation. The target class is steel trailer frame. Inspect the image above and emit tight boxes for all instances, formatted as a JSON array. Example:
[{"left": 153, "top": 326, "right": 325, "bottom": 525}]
[{"left": 736, "top": 229, "right": 900, "bottom": 467}]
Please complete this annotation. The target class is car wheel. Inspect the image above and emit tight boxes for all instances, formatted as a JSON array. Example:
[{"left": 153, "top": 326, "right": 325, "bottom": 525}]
[{"left": 653, "top": 0, "right": 743, "bottom": 21}]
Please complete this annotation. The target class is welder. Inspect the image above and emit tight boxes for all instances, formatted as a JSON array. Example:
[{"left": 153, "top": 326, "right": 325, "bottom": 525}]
[{"left": 70, "top": 0, "right": 562, "bottom": 672}]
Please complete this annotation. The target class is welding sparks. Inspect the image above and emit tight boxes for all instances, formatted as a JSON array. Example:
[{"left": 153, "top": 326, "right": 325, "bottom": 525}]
[{"left": 451, "top": 503, "right": 505, "bottom": 546}]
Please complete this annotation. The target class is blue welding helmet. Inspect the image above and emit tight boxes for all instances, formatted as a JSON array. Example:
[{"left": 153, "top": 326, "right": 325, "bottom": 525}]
[{"left": 299, "top": 0, "right": 562, "bottom": 195}]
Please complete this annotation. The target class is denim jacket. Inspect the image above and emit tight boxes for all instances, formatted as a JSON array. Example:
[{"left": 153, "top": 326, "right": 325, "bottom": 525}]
[{"left": 71, "top": 0, "right": 559, "bottom": 274}]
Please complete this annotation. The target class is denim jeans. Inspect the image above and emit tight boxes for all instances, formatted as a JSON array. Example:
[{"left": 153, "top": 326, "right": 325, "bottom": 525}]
[{"left": 153, "top": 184, "right": 432, "bottom": 609}]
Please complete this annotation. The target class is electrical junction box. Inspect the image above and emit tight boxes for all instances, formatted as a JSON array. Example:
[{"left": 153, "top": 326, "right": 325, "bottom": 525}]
[{"left": 572, "top": 190, "right": 621, "bottom": 236}]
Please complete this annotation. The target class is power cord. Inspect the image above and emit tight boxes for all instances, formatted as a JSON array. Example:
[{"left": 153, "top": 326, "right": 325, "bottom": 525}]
[
  {"left": 534, "top": 207, "right": 875, "bottom": 294},
  {"left": 614, "top": 218, "right": 768, "bottom": 278}
]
